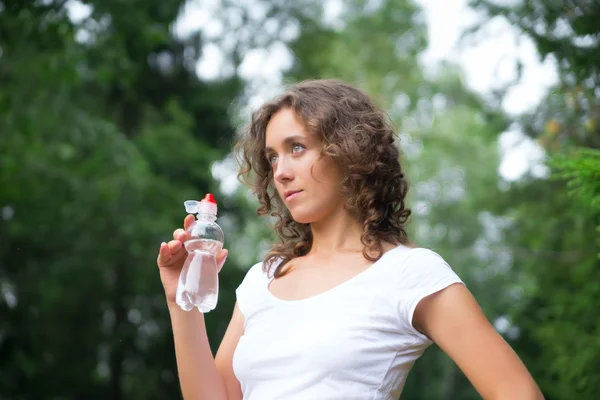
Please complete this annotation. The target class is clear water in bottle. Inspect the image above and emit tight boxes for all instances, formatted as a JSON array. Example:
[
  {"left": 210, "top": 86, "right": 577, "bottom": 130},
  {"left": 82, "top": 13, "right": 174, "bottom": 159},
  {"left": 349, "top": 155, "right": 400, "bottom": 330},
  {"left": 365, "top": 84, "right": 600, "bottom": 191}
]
[{"left": 175, "top": 194, "right": 224, "bottom": 313}]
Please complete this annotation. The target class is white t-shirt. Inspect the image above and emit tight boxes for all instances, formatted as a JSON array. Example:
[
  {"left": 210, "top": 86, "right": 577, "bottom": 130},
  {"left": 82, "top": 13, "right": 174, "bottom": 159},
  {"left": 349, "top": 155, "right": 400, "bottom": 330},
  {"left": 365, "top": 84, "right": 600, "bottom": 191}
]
[{"left": 232, "top": 245, "right": 464, "bottom": 400}]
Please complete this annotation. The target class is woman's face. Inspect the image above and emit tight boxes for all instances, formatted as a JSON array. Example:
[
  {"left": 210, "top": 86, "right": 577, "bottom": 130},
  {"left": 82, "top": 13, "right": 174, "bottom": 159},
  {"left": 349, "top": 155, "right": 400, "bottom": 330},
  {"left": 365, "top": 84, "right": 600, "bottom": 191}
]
[{"left": 264, "top": 108, "right": 344, "bottom": 224}]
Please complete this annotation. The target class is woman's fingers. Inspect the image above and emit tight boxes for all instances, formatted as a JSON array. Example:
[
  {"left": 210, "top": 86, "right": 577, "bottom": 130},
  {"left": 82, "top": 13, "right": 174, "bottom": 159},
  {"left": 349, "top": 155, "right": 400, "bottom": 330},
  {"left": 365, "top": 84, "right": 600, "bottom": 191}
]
[
  {"left": 173, "top": 228, "right": 191, "bottom": 243},
  {"left": 168, "top": 239, "right": 182, "bottom": 253},
  {"left": 158, "top": 241, "right": 187, "bottom": 267},
  {"left": 157, "top": 242, "right": 171, "bottom": 266},
  {"left": 160, "top": 212, "right": 225, "bottom": 271}
]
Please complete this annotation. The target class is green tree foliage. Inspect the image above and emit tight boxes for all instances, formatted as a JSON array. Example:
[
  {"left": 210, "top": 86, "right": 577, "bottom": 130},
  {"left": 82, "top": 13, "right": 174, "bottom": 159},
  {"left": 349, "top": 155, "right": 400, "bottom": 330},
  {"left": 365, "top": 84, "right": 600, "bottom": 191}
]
[
  {"left": 0, "top": 1, "right": 245, "bottom": 398},
  {"left": 469, "top": 1, "right": 600, "bottom": 397},
  {"left": 550, "top": 148, "right": 600, "bottom": 216}
]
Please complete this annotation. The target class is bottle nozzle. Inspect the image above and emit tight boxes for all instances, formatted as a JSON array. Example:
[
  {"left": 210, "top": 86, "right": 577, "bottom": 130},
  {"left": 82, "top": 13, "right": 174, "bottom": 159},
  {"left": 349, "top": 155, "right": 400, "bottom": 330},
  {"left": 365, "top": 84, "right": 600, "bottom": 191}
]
[
  {"left": 184, "top": 200, "right": 199, "bottom": 214},
  {"left": 184, "top": 195, "right": 218, "bottom": 216},
  {"left": 203, "top": 193, "right": 216, "bottom": 204},
  {"left": 199, "top": 193, "right": 218, "bottom": 215}
]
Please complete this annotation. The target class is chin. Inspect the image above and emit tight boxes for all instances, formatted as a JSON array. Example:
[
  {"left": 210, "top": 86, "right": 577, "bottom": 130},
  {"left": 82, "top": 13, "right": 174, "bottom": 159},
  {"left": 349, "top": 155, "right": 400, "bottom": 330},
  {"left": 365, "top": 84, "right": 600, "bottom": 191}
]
[
  {"left": 288, "top": 206, "right": 318, "bottom": 224},
  {"left": 290, "top": 212, "right": 315, "bottom": 224},
  {"left": 289, "top": 205, "right": 331, "bottom": 225}
]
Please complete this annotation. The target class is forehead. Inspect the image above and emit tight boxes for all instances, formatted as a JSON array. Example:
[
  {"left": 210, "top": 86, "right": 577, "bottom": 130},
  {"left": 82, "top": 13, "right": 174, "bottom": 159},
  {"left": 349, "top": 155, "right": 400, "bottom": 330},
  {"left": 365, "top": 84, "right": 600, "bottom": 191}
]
[{"left": 265, "top": 108, "right": 310, "bottom": 145}]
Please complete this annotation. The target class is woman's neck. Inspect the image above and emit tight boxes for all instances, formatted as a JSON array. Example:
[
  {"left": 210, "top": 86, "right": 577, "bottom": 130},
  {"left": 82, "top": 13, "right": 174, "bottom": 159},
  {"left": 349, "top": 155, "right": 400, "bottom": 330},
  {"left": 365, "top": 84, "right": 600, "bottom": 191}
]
[{"left": 308, "top": 206, "right": 364, "bottom": 256}]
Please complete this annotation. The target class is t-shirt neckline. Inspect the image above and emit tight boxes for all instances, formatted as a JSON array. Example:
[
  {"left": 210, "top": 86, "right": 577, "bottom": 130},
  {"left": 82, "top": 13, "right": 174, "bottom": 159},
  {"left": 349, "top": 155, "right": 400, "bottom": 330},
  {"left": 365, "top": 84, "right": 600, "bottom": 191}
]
[{"left": 263, "top": 245, "right": 412, "bottom": 305}]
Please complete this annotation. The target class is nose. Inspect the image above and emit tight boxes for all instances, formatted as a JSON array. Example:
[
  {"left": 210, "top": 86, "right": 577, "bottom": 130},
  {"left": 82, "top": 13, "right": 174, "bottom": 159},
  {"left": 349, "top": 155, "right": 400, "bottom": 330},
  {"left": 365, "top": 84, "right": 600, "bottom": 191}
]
[{"left": 273, "top": 156, "right": 293, "bottom": 183}]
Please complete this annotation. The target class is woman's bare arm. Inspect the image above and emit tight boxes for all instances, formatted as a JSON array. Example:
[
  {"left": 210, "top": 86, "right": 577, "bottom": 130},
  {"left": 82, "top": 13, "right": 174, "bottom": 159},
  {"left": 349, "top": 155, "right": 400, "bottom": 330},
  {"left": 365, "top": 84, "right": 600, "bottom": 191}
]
[
  {"left": 215, "top": 303, "right": 245, "bottom": 400},
  {"left": 414, "top": 284, "right": 544, "bottom": 400},
  {"left": 169, "top": 302, "right": 244, "bottom": 400}
]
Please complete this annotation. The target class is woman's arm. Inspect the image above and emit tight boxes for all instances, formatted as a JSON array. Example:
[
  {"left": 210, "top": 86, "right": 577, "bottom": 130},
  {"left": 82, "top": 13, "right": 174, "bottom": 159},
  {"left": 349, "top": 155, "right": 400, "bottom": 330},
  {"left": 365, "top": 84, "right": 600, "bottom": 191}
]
[
  {"left": 215, "top": 303, "right": 245, "bottom": 400},
  {"left": 413, "top": 284, "right": 544, "bottom": 400},
  {"left": 168, "top": 302, "right": 244, "bottom": 400}
]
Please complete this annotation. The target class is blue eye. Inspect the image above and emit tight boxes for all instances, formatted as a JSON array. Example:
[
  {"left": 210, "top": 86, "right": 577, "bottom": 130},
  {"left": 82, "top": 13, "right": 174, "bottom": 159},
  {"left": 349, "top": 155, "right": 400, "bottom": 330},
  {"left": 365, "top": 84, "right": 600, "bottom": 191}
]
[
  {"left": 266, "top": 143, "right": 304, "bottom": 167},
  {"left": 292, "top": 143, "right": 305, "bottom": 153}
]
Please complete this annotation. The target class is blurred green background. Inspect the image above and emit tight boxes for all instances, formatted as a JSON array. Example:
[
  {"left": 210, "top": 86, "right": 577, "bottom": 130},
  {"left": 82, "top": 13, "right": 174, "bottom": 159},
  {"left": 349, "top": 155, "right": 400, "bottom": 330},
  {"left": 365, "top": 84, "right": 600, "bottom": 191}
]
[{"left": 1, "top": 0, "right": 598, "bottom": 399}]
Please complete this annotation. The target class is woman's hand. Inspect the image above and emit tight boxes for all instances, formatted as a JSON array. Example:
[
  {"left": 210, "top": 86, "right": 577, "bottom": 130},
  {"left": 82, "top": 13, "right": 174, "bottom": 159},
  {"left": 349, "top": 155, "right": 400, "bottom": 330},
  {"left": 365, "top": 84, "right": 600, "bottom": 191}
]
[{"left": 156, "top": 214, "right": 228, "bottom": 305}]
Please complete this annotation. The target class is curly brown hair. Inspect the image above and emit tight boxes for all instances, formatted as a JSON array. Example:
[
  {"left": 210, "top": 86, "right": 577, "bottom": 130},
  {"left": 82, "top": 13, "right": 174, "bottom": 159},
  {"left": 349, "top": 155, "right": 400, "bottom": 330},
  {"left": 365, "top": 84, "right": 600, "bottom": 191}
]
[{"left": 235, "top": 79, "right": 411, "bottom": 277}]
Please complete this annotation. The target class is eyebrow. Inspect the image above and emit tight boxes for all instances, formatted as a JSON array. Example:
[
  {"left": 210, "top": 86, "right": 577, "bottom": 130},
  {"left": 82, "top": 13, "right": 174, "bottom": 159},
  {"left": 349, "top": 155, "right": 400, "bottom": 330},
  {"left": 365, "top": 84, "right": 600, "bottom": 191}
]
[{"left": 264, "top": 135, "right": 307, "bottom": 153}]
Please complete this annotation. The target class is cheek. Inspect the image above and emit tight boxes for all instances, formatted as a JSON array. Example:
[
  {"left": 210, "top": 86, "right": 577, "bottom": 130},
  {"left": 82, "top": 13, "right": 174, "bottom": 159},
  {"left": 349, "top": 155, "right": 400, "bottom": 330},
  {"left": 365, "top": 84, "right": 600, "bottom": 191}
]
[
  {"left": 310, "top": 158, "right": 343, "bottom": 199},
  {"left": 312, "top": 157, "right": 340, "bottom": 184}
]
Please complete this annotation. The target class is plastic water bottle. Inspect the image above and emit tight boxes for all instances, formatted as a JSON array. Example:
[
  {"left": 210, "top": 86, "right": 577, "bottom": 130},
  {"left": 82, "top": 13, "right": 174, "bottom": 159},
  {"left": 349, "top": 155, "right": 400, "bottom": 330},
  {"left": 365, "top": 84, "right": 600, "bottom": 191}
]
[{"left": 175, "top": 194, "right": 224, "bottom": 313}]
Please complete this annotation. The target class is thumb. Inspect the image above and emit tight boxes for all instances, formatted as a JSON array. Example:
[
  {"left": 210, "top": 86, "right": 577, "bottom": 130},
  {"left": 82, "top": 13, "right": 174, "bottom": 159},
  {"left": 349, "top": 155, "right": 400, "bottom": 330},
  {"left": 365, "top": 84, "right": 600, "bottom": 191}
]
[
  {"left": 183, "top": 214, "right": 195, "bottom": 230},
  {"left": 216, "top": 249, "right": 229, "bottom": 272}
]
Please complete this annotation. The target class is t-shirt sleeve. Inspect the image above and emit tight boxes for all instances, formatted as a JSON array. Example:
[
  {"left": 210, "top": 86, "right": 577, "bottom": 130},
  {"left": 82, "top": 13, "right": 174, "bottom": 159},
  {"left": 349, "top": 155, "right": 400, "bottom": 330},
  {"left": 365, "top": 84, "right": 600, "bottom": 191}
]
[
  {"left": 394, "top": 248, "right": 465, "bottom": 343},
  {"left": 235, "top": 262, "right": 265, "bottom": 318}
]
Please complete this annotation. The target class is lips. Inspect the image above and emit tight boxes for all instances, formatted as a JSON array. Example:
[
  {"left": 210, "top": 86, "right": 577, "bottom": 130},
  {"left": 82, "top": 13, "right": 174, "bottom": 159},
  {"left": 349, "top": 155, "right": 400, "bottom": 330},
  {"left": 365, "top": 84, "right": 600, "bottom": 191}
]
[{"left": 284, "top": 190, "right": 303, "bottom": 200}]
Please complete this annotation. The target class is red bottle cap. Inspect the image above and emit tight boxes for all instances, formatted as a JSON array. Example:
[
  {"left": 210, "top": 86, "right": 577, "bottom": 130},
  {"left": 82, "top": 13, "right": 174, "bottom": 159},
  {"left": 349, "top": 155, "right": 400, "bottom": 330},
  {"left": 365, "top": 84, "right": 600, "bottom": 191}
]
[{"left": 203, "top": 193, "right": 217, "bottom": 204}]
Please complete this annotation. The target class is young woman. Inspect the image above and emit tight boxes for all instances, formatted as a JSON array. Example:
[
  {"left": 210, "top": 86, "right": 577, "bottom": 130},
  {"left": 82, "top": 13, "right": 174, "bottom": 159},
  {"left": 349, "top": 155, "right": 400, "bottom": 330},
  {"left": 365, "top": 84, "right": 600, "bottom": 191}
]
[{"left": 156, "top": 79, "right": 543, "bottom": 399}]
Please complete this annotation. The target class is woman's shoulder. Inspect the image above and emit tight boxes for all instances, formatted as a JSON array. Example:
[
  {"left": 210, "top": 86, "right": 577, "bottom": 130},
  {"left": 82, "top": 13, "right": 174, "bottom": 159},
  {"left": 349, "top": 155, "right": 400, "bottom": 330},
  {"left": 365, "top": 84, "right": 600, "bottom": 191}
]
[
  {"left": 379, "top": 244, "right": 461, "bottom": 286},
  {"left": 383, "top": 243, "right": 448, "bottom": 263},
  {"left": 239, "top": 261, "right": 269, "bottom": 284},
  {"left": 238, "top": 257, "right": 283, "bottom": 286},
  {"left": 379, "top": 243, "right": 434, "bottom": 263}
]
